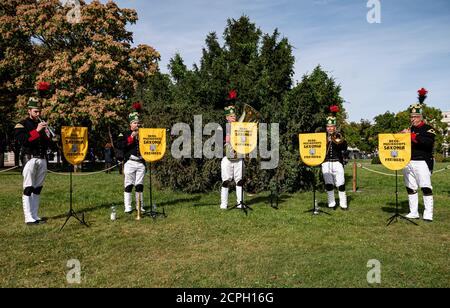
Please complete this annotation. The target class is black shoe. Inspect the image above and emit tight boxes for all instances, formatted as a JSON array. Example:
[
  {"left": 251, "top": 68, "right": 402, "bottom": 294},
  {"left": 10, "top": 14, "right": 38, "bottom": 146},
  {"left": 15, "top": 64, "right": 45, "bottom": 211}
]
[
  {"left": 423, "top": 219, "right": 433, "bottom": 223},
  {"left": 341, "top": 207, "right": 349, "bottom": 211},
  {"left": 26, "top": 221, "right": 39, "bottom": 226},
  {"left": 36, "top": 219, "right": 47, "bottom": 224}
]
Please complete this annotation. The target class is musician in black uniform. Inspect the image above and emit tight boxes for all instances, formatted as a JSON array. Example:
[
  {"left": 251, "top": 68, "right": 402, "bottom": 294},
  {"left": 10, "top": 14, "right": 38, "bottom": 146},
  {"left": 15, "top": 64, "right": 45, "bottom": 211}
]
[
  {"left": 118, "top": 111, "right": 146, "bottom": 213},
  {"left": 220, "top": 90, "right": 245, "bottom": 210},
  {"left": 401, "top": 88, "right": 436, "bottom": 222},
  {"left": 321, "top": 106, "right": 348, "bottom": 210},
  {"left": 14, "top": 97, "right": 55, "bottom": 225}
]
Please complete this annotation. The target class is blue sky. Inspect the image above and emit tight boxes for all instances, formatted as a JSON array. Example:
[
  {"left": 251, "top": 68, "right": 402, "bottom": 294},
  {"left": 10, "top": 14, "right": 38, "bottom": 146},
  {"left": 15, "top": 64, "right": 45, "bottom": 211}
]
[{"left": 112, "top": 0, "right": 450, "bottom": 122}]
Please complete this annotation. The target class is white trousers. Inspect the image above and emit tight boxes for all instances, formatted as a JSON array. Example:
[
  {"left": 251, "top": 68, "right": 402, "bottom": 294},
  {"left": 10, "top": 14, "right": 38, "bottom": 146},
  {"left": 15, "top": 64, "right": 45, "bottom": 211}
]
[
  {"left": 22, "top": 158, "right": 47, "bottom": 223},
  {"left": 124, "top": 160, "right": 145, "bottom": 188},
  {"left": 322, "top": 161, "right": 347, "bottom": 208},
  {"left": 23, "top": 158, "right": 47, "bottom": 189},
  {"left": 403, "top": 160, "right": 434, "bottom": 220},
  {"left": 402, "top": 160, "right": 432, "bottom": 190},
  {"left": 321, "top": 161, "right": 345, "bottom": 187},
  {"left": 221, "top": 157, "right": 244, "bottom": 208},
  {"left": 124, "top": 160, "right": 146, "bottom": 212},
  {"left": 221, "top": 157, "right": 243, "bottom": 183}
]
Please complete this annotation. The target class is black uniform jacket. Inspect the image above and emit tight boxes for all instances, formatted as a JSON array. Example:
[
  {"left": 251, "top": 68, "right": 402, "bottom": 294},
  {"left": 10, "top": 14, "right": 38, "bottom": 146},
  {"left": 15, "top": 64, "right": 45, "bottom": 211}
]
[
  {"left": 14, "top": 118, "right": 54, "bottom": 160},
  {"left": 117, "top": 130, "right": 143, "bottom": 163},
  {"left": 411, "top": 122, "right": 436, "bottom": 171},
  {"left": 325, "top": 137, "right": 348, "bottom": 165}
]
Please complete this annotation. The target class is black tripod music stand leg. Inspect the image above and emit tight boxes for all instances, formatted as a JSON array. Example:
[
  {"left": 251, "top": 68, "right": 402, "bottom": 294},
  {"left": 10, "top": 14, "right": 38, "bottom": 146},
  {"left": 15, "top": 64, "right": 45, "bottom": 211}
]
[
  {"left": 270, "top": 192, "right": 279, "bottom": 209},
  {"left": 59, "top": 170, "right": 90, "bottom": 232},
  {"left": 59, "top": 213, "right": 72, "bottom": 232},
  {"left": 386, "top": 214, "right": 398, "bottom": 226},
  {"left": 303, "top": 168, "right": 331, "bottom": 216},
  {"left": 145, "top": 163, "right": 167, "bottom": 220},
  {"left": 228, "top": 181, "right": 252, "bottom": 215},
  {"left": 228, "top": 202, "right": 253, "bottom": 215},
  {"left": 59, "top": 210, "right": 89, "bottom": 232},
  {"left": 270, "top": 183, "right": 280, "bottom": 210},
  {"left": 399, "top": 215, "right": 418, "bottom": 225},
  {"left": 386, "top": 213, "right": 418, "bottom": 226},
  {"left": 386, "top": 171, "right": 418, "bottom": 226},
  {"left": 149, "top": 208, "right": 167, "bottom": 219}
]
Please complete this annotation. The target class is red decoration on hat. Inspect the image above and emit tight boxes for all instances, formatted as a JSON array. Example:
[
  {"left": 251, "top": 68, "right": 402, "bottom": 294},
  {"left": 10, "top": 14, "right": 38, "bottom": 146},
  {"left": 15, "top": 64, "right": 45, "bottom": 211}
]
[
  {"left": 330, "top": 105, "right": 340, "bottom": 113},
  {"left": 132, "top": 102, "right": 142, "bottom": 112},
  {"left": 417, "top": 88, "right": 428, "bottom": 104},
  {"left": 228, "top": 89, "right": 237, "bottom": 100},
  {"left": 37, "top": 82, "right": 51, "bottom": 91},
  {"left": 418, "top": 88, "right": 428, "bottom": 97}
]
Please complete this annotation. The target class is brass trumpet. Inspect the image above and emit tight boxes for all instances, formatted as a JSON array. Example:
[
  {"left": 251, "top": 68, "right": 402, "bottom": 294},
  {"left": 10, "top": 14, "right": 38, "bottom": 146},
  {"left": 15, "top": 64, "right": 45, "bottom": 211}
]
[{"left": 38, "top": 117, "right": 56, "bottom": 138}]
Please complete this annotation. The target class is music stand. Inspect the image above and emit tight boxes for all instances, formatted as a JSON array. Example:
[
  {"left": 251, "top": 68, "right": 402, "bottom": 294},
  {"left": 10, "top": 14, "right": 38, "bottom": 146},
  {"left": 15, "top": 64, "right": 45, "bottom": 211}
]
[
  {"left": 143, "top": 162, "right": 167, "bottom": 219},
  {"left": 227, "top": 121, "right": 257, "bottom": 215},
  {"left": 268, "top": 171, "right": 281, "bottom": 210},
  {"left": 269, "top": 185, "right": 279, "bottom": 210},
  {"left": 303, "top": 167, "right": 331, "bottom": 216},
  {"left": 228, "top": 180, "right": 253, "bottom": 215},
  {"left": 137, "top": 128, "right": 168, "bottom": 220},
  {"left": 378, "top": 133, "right": 416, "bottom": 227},
  {"left": 60, "top": 166, "right": 89, "bottom": 231},
  {"left": 386, "top": 170, "right": 417, "bottom": 226},
  {"left": 298, "top": 133, "right": 330, "bottom": 217}
]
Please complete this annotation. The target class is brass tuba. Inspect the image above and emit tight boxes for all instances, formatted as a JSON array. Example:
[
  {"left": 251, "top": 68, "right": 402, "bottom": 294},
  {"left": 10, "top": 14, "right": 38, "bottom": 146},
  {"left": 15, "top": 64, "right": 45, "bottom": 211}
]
[{"left": 238, "top": 103, "right": 263, "bottom": 123}]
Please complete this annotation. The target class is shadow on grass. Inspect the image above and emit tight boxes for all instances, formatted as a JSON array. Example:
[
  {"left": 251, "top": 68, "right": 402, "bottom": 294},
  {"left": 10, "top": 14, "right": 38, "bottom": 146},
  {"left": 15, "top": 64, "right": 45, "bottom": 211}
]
[
  {"left": 48, "top": 196, "right": 201, "bottom": 223},
  {"left": 157, "top": 195, "right": 201, "bottom": 207},
  {"left": 193, "top": 193, "right": 292, "bottom": 208},
  {"left": 0, "top": 172, "right": 22, "bottom": 176},
  {"left": 304, "top": 193, "right": 354, "bottom": 211},
  {"left": 246, "top": 194, "right": 291, "bottom": 208},
  {"left": 347, "top": 194, "right": 354, "bottom": 209},
  {"left": 381, "top": 201, "right": 410, "bottom": 214},
  {"left": 47, "top": 202, "right": 121, "bottom": 220}
]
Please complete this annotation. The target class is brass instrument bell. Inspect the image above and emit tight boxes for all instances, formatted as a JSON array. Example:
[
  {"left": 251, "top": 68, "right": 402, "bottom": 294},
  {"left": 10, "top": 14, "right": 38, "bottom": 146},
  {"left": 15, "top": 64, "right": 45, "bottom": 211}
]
[
  {"left": 238, "top": 103, "right": 263, "bottom": 123},
  {"left": 331, "top": 132, "right": 345, "bottom": 145}
]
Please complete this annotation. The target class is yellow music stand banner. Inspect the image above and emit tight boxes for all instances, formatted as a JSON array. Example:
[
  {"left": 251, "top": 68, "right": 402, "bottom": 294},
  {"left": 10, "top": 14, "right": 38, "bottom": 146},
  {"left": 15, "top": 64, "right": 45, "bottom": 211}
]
[
  {"left": 378, "top": 133, "right": 411, "bottom": 170},
  {"left": 299, "top": 133, "right": 327, "bottom": 167},
  {"left": 139, "top": 128, "right": 166, "bottom": 162},
  {"left": 230, "top": 122, "right": 258, "bottom": 155},
  {"left": 61, "top": 127, "right": 88, "bottom": 166}
]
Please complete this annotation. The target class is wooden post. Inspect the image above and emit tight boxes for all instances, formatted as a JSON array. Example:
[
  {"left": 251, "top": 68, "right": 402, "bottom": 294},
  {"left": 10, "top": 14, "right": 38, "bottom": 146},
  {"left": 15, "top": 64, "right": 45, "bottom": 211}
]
[{"left": 352, "top": 161, "right": 357, "bottom": 192}]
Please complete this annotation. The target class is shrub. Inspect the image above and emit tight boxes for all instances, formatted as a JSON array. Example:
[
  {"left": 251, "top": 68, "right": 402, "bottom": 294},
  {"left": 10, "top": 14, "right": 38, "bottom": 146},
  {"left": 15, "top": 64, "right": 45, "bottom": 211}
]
[
  {"left": 371, "top": 156, "right": 381, "bottom": 164},
  {"left": 434, "top": 153, "right": 444, "bottom": 163}
]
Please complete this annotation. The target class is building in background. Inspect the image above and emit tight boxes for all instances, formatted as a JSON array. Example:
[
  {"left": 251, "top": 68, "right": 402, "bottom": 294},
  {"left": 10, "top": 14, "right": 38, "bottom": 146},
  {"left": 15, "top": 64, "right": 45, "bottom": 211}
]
[{"left": 442, "top": 111, "right": 450, "bottom": 157}]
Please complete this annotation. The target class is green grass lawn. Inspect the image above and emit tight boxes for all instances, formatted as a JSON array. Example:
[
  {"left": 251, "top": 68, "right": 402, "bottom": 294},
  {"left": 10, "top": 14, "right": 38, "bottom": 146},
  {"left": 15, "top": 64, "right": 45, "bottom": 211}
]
[{"left": 0, "top": 161, "right": 449, "bottom": 288}]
